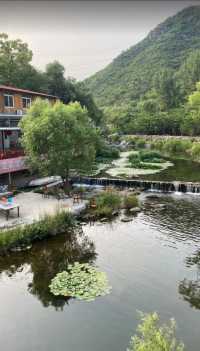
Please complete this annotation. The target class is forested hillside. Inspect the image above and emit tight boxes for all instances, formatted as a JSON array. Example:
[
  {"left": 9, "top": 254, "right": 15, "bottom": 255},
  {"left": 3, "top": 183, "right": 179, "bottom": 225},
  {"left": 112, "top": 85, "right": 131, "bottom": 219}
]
[
  {"left": 85, "top": 6, "right": 200, "bottom": 135},
  {"left": 86, "top": 6, "right": 200, "bottom": 107}
]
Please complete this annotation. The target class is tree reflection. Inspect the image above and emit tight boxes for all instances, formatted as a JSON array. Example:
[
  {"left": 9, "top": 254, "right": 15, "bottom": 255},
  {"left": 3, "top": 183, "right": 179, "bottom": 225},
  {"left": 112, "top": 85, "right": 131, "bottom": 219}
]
[
  {"left": 0, "top": 229, "right": 96, "bottom": 309},
  {"left": 179, "top": 250, "right": 200, "bottom": 309}
]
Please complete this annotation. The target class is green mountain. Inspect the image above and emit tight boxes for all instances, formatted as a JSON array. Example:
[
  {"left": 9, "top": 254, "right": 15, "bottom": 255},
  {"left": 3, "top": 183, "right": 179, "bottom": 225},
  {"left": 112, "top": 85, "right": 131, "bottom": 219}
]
[{"left": 86, "top": 6, "right": 200, "bottom": 108}]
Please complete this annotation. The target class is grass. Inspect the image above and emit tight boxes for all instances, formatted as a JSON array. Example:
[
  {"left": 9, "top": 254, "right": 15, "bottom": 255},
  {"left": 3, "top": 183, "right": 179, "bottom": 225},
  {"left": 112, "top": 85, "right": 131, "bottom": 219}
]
[
  {"left": 89, "top": 191, "right": 122, "bottom": 218},
  {"left": 88, "top": 191, "right": 140, "bottom": 218},
  {"left": 0, "top": 211, "right": 75, "bottom": 255},
  {"left": 123, "top": 194, "right": 139, "bottom": 210}
]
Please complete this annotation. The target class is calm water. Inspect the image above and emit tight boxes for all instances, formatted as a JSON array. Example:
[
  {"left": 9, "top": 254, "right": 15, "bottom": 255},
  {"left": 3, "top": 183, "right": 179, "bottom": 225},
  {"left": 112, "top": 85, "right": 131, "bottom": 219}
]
[
  {"left": 0, "top": 193, "right": 200, "bottom": 350},
  {"left": 141, "top": 158, "right": 200, "bottom": 182}
]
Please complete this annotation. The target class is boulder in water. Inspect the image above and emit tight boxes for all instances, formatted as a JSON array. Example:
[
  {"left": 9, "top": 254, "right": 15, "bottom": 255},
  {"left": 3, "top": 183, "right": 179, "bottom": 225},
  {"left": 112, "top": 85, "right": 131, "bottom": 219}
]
[
  {"left": 129, "top": 207, "right": 141, "bottom": 214},
  {"left": 121, "top": 217, "right": 132, "bottom": 222}
]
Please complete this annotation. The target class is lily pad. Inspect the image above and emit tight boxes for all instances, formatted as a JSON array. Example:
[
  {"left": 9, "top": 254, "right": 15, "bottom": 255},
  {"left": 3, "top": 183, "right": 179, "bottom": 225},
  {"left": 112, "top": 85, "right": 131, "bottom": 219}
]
[{"left": 49, "top": 262, "right": 112, "bottom": 301}]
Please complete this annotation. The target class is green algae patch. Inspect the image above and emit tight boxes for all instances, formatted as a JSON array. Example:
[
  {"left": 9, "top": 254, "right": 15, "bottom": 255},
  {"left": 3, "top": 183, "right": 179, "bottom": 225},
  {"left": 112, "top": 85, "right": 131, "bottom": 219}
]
[
  {"left": 49, "top": 262, "right": 111, "bottom": 302},
  {"left": 106, "top": 151, "right": 173, "bottom": 177}
]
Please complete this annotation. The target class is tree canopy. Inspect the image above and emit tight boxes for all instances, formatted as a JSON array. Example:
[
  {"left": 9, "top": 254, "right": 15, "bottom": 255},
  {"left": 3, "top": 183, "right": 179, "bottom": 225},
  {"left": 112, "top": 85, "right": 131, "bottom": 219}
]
[
  {"left": 20, "top": 100, "right": 98, "bottom": 180},
  {"left": 0, "top": 33, "right": 33, "bottom": 87}
]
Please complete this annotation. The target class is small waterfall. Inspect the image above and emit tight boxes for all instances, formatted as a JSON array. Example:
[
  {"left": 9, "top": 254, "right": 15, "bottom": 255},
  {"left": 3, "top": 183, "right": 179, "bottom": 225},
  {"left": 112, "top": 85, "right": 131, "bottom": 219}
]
[
  {"left": 72, "top": 176, "right": 200, "bottom": 194},
  {"left": 173, "top": 181, "right": 181, "bottom": 193}
]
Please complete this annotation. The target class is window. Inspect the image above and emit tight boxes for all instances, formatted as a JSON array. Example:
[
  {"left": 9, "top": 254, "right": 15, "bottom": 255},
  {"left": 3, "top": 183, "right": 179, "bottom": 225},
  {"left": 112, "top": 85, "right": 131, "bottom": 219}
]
[
  {"left": 4, "top": 94, "right": 14, "bottom": 107},
  {"left": 22, "top": 97, "right": 31, "bottom": 108}
]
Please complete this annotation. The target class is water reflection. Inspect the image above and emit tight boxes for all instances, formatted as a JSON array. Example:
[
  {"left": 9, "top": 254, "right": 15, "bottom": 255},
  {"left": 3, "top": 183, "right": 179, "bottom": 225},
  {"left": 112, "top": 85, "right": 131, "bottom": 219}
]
[
  {"left": 143, "top": 158, "right": 200, "bottom": 182},
  {"left": 179, "top": 250, "right": 200, "bottom": 310},
  {"left": 0, "top": 230, "right": 96, "bottom": 309}
]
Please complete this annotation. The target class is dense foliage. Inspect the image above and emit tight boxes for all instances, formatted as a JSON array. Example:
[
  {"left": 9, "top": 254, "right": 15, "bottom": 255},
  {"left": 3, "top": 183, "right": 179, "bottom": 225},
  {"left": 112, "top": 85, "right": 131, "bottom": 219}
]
[
  {"left": 124, "top": 135, "right": 200, "bottom": 162},
  {"left": 128, "top": 151, "right": 164, "bottom": 170},
  {"left": 0, "top": 211, "right": 74, "bottom": 254},
  {"left": 49, "top": 262, "right": 111, "bottom": 301},
  {"left": 128, "top": 312, "right": 184, "bottom": 351},
  {"left": 20, "top": 100, "right": 98, "bottom": 181},
  {"left": 86, "top": 6, "right": 200, "bottom": 135},
  {"left": 0, "top": 34, "right": 102, "bottom": 125}
]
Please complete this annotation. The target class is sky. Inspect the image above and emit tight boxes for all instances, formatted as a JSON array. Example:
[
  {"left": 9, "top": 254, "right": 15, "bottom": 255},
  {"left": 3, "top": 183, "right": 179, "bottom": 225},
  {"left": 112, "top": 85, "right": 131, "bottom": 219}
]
[{"left": 0, "top": 0, "right": 200, "bottom": 80}]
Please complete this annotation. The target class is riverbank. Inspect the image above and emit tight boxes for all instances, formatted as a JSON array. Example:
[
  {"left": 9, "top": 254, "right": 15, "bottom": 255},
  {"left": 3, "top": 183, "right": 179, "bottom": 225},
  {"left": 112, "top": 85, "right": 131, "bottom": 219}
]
[{"left": 0, "top": 210, "right": 75, "bottom": 255}]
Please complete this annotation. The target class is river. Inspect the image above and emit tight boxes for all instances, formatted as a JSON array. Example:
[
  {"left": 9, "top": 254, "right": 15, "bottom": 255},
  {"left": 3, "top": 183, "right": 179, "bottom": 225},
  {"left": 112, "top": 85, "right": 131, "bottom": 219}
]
[{"left": 0, "top": 192, "right": 199, "bottom": 350}]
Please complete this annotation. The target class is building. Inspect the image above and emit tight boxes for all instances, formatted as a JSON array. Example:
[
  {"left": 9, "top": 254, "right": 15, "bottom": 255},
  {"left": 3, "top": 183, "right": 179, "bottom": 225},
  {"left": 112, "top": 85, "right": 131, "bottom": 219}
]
[{"left": 0, "top": 85, "right": 58, "bottom": 175}]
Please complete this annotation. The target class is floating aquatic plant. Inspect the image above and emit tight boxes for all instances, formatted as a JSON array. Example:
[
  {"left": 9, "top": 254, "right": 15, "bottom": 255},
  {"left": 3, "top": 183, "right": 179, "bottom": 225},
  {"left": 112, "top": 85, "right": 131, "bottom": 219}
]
[{"left": 49, "top": 262, "right": 111, "bottom": 301}]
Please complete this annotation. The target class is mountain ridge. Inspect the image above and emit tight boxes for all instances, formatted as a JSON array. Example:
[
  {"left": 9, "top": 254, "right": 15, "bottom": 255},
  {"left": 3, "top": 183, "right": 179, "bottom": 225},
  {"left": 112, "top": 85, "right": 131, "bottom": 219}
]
[{"left": 85, "top": 6, "right": 200, "bottom": 108}]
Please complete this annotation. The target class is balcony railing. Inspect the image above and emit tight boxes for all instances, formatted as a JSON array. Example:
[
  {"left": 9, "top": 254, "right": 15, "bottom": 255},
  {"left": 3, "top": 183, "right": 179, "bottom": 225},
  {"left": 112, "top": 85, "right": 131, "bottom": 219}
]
[{"left": 0, "top": 149, "right": 25, "bottom": 160}]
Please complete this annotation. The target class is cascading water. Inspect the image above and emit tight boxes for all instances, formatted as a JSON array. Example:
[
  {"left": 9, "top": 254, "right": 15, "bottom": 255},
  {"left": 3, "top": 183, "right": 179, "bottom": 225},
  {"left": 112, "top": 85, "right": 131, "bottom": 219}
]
[{"left": 72, "top": 176, "right": 200, "bottom": 194}]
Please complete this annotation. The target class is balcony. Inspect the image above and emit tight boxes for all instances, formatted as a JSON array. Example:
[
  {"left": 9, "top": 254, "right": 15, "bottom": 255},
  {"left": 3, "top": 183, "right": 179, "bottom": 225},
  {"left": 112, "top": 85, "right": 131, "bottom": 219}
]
[{"left": 0, "top": 149, "right": 25, "bottom": 160}]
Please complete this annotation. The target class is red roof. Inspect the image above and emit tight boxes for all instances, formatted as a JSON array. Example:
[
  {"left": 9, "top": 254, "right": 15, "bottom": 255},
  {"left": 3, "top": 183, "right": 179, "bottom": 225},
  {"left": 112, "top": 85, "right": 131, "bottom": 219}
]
[{"left": 0, "top": 85, "right": 58, "bottom": 99}]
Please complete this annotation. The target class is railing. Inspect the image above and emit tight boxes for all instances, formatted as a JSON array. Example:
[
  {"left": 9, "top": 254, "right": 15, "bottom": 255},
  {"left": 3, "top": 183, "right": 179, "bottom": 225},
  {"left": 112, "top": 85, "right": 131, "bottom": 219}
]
[{"left": 0, "top": 149, "right": 25, "bottom": 160}]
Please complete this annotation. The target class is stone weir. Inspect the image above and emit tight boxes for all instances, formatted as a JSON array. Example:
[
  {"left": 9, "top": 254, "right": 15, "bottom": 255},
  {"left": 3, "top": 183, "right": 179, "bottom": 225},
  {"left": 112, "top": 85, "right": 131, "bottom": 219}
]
[{"left": 73, "top": 176, "right": 200, "bottom": 194}]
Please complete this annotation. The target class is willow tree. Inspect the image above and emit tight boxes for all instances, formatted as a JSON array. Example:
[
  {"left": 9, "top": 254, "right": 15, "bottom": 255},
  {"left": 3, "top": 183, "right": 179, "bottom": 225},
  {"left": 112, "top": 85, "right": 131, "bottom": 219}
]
[{"left": 20, "top": 99, "right": 97, "bottom": 184}]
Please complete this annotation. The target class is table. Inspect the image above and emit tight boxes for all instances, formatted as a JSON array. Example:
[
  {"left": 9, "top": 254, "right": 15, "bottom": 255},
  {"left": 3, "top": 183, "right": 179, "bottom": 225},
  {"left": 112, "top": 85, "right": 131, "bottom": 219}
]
[{"left": 0, "top": 203, "right": 20, "bottom": 220}]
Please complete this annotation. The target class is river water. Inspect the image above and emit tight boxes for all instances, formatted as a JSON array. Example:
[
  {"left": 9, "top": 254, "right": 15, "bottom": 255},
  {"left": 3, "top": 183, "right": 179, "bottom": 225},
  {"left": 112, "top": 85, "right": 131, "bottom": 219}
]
[{"left": 0, "top": 193, "right": 199, "bottom": 351}]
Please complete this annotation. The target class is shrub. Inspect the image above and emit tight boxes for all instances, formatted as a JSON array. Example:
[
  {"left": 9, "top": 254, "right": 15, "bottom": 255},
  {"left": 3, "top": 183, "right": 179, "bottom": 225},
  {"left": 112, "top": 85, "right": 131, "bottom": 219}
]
[
  {"left": 163, "top": 139, "right": 192, "bottom": 155},
  {"left": 96, "top": 143, "right": 119, "bottom": 160},
  {"left": 0, "top": 211, "right": 74, "bottom": 254},
  {"left": 92, "top": 191, "right": 121, "bottom": 218},
  {"left": 94, "top": 205, "right": 114, "bottom": 218},
  {"left": 140, "top": 150, "right": 163, "bottom": 162},
  {"left": 128, "top": 152, "right": 163, "bottom": 170},
  {"left": 124, "top": 195, "right": 139, "bottom": 210},
  {"left": 150, "top": 139, "right": 165, "bottom": 151},
  {"left": 190, "top": 142, "right": 200, "bottom": 161},
  {"left": 135, "top": 138, "right": 146, "bottom": 149},
  {"left": 128, "top": 312, "right": 184, "bottom": 351},
  {"left": 96, "top": 191, "right": 121, "bottom": 210},
  {"left": 128, "top": 153, "right": 141, "bottom": 168}
]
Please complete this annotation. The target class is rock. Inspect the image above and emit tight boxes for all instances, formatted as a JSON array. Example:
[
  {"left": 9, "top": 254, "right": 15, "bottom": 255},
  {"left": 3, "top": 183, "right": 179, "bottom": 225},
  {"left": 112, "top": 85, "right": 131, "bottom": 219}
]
[
  {"left": 100, "top": 217, "right": 108, "bottom": 222},
  {"left": 112, "top": 210, "right": 119, "bottom": 216},
  {"left": 129, "top": 207, "right": 141, "bottom": 214},
  {"left": 121, "top": 217, "right": 132, "bottom": 222},
  {"left": 146, "top": 194, "right": 159, "bottom": 199},
  {"left": 80, "top": 222, "right": 87, "bottom": 226},
  {"left": 150, "top": 203, "right": 166, "bottom": 209},
  {"left": 133, "top": 190, "right": 141, "bottom": 195}
]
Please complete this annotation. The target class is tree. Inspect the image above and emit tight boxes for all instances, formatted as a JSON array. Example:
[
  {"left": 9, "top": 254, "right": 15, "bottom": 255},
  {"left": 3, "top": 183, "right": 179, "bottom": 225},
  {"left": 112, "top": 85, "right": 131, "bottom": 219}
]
[
  {"left": 128, "top": 312, "right": 184, "bottom": 351},
  {"left": 153, "top": 68, "right": 178, "bottom": 109},
  {"left": 72, "top": 82, "right": 103, "bottom": 126},
  {"left": 20, "top": 99, "right": 98, "bottom": 184},
  {"left": 0, "top": 33, "right": 33, "bottom": 87},
  {"left": 176, "top": 50, "right": 200, "bottom": 100},
  {"left": 45, "top": 62, "right": 103, "bottom": 125},
  {"left": 45, "top": 61, "right": 73, "bottom": 102},
  {"left": 181, "top": 82, "right": 200, "bottom": 135}
]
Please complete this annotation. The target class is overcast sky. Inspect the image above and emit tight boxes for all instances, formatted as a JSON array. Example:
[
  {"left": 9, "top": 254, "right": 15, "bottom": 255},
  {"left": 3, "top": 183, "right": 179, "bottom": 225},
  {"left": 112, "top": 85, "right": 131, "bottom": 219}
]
[{"left": 0, "top": 0, "right": 199, "bottom": 80}]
